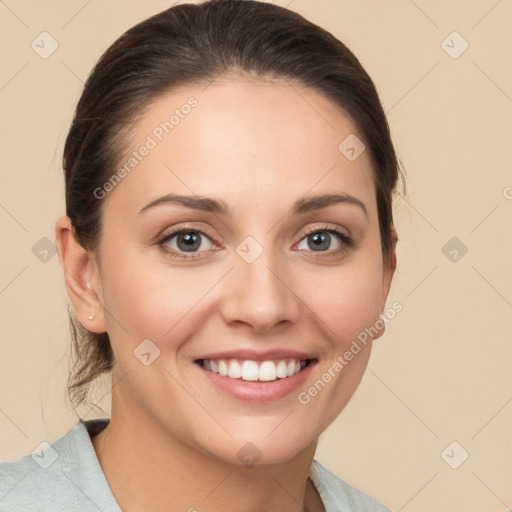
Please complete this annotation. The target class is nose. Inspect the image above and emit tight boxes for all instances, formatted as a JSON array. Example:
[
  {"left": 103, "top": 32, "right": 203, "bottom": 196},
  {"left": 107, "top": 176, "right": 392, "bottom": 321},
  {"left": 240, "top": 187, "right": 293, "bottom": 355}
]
[{"left": 219, "top": 249, "right": 300, "bottom": 334}]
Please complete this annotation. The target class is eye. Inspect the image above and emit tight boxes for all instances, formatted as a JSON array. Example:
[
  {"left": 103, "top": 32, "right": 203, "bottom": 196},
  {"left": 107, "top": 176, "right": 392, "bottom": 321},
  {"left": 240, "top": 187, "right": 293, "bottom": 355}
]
[
  {"left": 157, "top": 224, "right": 353, "bottom": 261},
  {"left": 159, "top": 228, "right": 216, "bottom": 259},
  {"left": 296, "top": 225, "right": 353, "bottom": 254}
]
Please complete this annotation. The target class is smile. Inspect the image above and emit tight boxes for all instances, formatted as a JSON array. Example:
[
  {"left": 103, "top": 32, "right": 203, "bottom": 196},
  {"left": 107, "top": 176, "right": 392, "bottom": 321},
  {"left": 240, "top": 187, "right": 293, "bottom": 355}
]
[{"left": 196, "top": 358, "right": 314, "bottom": 382}]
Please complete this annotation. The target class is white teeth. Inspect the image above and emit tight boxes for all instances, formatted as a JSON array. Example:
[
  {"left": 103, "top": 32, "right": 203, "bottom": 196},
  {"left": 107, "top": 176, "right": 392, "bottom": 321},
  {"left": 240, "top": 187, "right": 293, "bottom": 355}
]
[
  {"left": 200, "top": 358, "right": 309, "bottom": 382},
  {"left": 276, "top": 360, "right": 288, "bottom": 378},
  {"left": 259, "top": 361, "right": 276, "bottom": 381},
  {"left": 218, "top": 360, "right": 228, "bottom": 376},
  {"left": 227, "top": 360, "right": 242, "bottom": 379},
  {"left": 241, "top": 360, "right": 259, "bottom": 381}
]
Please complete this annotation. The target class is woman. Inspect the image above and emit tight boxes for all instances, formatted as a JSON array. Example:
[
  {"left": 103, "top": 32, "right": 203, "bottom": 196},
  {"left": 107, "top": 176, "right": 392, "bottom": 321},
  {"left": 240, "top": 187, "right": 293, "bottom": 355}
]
[{"left": 0, "top": 0, "right": 401, "bottom": 510}]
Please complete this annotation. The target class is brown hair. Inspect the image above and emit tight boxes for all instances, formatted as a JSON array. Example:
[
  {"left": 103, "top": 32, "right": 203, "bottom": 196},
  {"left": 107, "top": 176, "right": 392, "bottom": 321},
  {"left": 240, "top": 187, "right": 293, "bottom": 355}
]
[{"left": 63, "top": 0, "right": 404, "bottom": 409}]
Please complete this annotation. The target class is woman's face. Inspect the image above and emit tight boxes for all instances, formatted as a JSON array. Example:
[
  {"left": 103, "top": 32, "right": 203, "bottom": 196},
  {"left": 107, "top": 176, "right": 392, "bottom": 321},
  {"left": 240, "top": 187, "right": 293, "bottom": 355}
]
[{"left": 91, "top": 77, "right": 395, "bottom": 465}]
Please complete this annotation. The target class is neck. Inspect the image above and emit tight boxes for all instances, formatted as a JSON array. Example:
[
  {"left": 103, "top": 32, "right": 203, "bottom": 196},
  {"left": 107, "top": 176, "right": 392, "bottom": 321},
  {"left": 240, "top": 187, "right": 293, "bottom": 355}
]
[{"left": 91, "top": 398, "right": 322, "bottom": 512}]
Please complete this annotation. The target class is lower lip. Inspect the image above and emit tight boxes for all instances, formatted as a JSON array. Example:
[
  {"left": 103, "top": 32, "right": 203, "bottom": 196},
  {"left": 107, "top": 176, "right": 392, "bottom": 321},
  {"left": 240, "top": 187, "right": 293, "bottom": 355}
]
[{"left": 195, "top": 360, "right": 316, "bottom": 402}]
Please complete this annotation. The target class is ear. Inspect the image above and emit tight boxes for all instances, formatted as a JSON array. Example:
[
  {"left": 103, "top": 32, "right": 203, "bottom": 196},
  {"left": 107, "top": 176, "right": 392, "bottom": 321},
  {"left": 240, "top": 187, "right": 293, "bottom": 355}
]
[
  {"left": 372, "top": 229, "right": 398, "bottom": 341},
  {"left": 55, "top": 216, "right": 107, "bottom": 333}
]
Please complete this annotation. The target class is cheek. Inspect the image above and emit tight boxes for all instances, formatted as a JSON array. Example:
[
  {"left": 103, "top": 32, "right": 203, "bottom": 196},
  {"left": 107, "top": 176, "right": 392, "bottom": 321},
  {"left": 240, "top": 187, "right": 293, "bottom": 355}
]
[
  {"left": 305, "top": 257, "right": 384, "bottom": 347},
  {"left": 99, "top": 247, "right": 214, "bottom": 346}
]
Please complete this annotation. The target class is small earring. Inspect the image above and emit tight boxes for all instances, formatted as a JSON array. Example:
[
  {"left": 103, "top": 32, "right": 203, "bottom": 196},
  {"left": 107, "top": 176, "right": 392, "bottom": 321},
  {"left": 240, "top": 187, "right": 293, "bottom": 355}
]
[{"left": 88, "top": 314, "right": 94, "bottom": 320}]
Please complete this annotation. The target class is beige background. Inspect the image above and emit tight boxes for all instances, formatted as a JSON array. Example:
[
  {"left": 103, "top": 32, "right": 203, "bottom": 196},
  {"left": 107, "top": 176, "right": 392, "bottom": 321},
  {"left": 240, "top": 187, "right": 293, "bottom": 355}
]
[{"left": 1, "top": 1, "right": 511, "bottom": 511}]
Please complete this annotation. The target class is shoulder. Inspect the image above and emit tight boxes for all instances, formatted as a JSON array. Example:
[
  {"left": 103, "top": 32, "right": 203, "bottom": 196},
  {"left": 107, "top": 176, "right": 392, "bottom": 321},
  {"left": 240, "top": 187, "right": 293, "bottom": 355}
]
[
  {"left": 0, "top": 418, "right": 119, "bottom": 512},
  {"left": 310, "top": 459, "right": 390, "bottom": 512},
  {"left": 0, "top": 422, "right": 80, "bottom": 511}
]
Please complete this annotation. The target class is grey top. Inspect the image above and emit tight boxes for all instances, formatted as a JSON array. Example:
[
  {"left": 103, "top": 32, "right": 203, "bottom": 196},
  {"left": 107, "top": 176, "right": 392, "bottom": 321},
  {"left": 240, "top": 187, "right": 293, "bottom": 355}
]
[{"left": 0, "top": 418, "right": 390, "bottom": 511}]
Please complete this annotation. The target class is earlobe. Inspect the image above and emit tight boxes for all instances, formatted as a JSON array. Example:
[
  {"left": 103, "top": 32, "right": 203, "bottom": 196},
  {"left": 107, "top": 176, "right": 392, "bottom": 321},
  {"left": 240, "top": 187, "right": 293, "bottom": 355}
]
[{"left": 55, "top": 216, "right": 107, "bottom": 333}]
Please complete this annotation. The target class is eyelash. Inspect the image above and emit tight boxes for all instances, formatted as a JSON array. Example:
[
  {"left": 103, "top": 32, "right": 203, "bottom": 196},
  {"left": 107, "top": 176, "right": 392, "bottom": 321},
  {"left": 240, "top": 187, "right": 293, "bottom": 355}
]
[{"left": 157, "top": 224, "right": 353, "bottom": 261}]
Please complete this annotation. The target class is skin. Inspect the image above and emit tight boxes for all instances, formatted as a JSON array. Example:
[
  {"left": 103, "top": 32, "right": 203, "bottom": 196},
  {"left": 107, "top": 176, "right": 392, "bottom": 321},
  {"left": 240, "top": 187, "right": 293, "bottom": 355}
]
[{"left": 55, "top": 77, "right": 396, "bottom": 512}]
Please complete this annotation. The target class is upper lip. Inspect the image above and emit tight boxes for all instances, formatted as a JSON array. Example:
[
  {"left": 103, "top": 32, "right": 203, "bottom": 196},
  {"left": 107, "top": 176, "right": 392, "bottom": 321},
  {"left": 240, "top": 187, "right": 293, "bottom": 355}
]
[{"left": 195, "top": 348, "right": 316, "bottom": 362}]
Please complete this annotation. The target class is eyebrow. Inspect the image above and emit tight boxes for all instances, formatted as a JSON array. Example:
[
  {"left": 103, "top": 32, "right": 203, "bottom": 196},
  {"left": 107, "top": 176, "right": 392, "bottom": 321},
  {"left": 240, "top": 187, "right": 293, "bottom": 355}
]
[{"left": 138, "top": 192, "right": 368, "bottom": 219}]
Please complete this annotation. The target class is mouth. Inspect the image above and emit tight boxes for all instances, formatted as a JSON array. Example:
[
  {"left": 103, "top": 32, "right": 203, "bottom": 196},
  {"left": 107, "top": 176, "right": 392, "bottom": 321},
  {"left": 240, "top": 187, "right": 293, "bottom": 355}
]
[{"left": 195, "top": 357, "right": 316, "bottom": 382}]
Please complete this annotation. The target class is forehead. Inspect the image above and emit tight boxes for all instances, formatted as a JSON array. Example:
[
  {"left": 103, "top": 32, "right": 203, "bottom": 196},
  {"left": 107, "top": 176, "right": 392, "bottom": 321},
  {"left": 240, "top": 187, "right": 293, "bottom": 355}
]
[{"left": 106, "top": 78, "right": 376, "bottom": 218}]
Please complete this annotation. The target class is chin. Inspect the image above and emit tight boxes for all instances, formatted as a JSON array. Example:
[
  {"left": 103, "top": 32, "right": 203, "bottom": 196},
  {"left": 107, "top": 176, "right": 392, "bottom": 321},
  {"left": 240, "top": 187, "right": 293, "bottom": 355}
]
[{"left": 199, "top": 428, "right": 316, "bottom": 468}]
